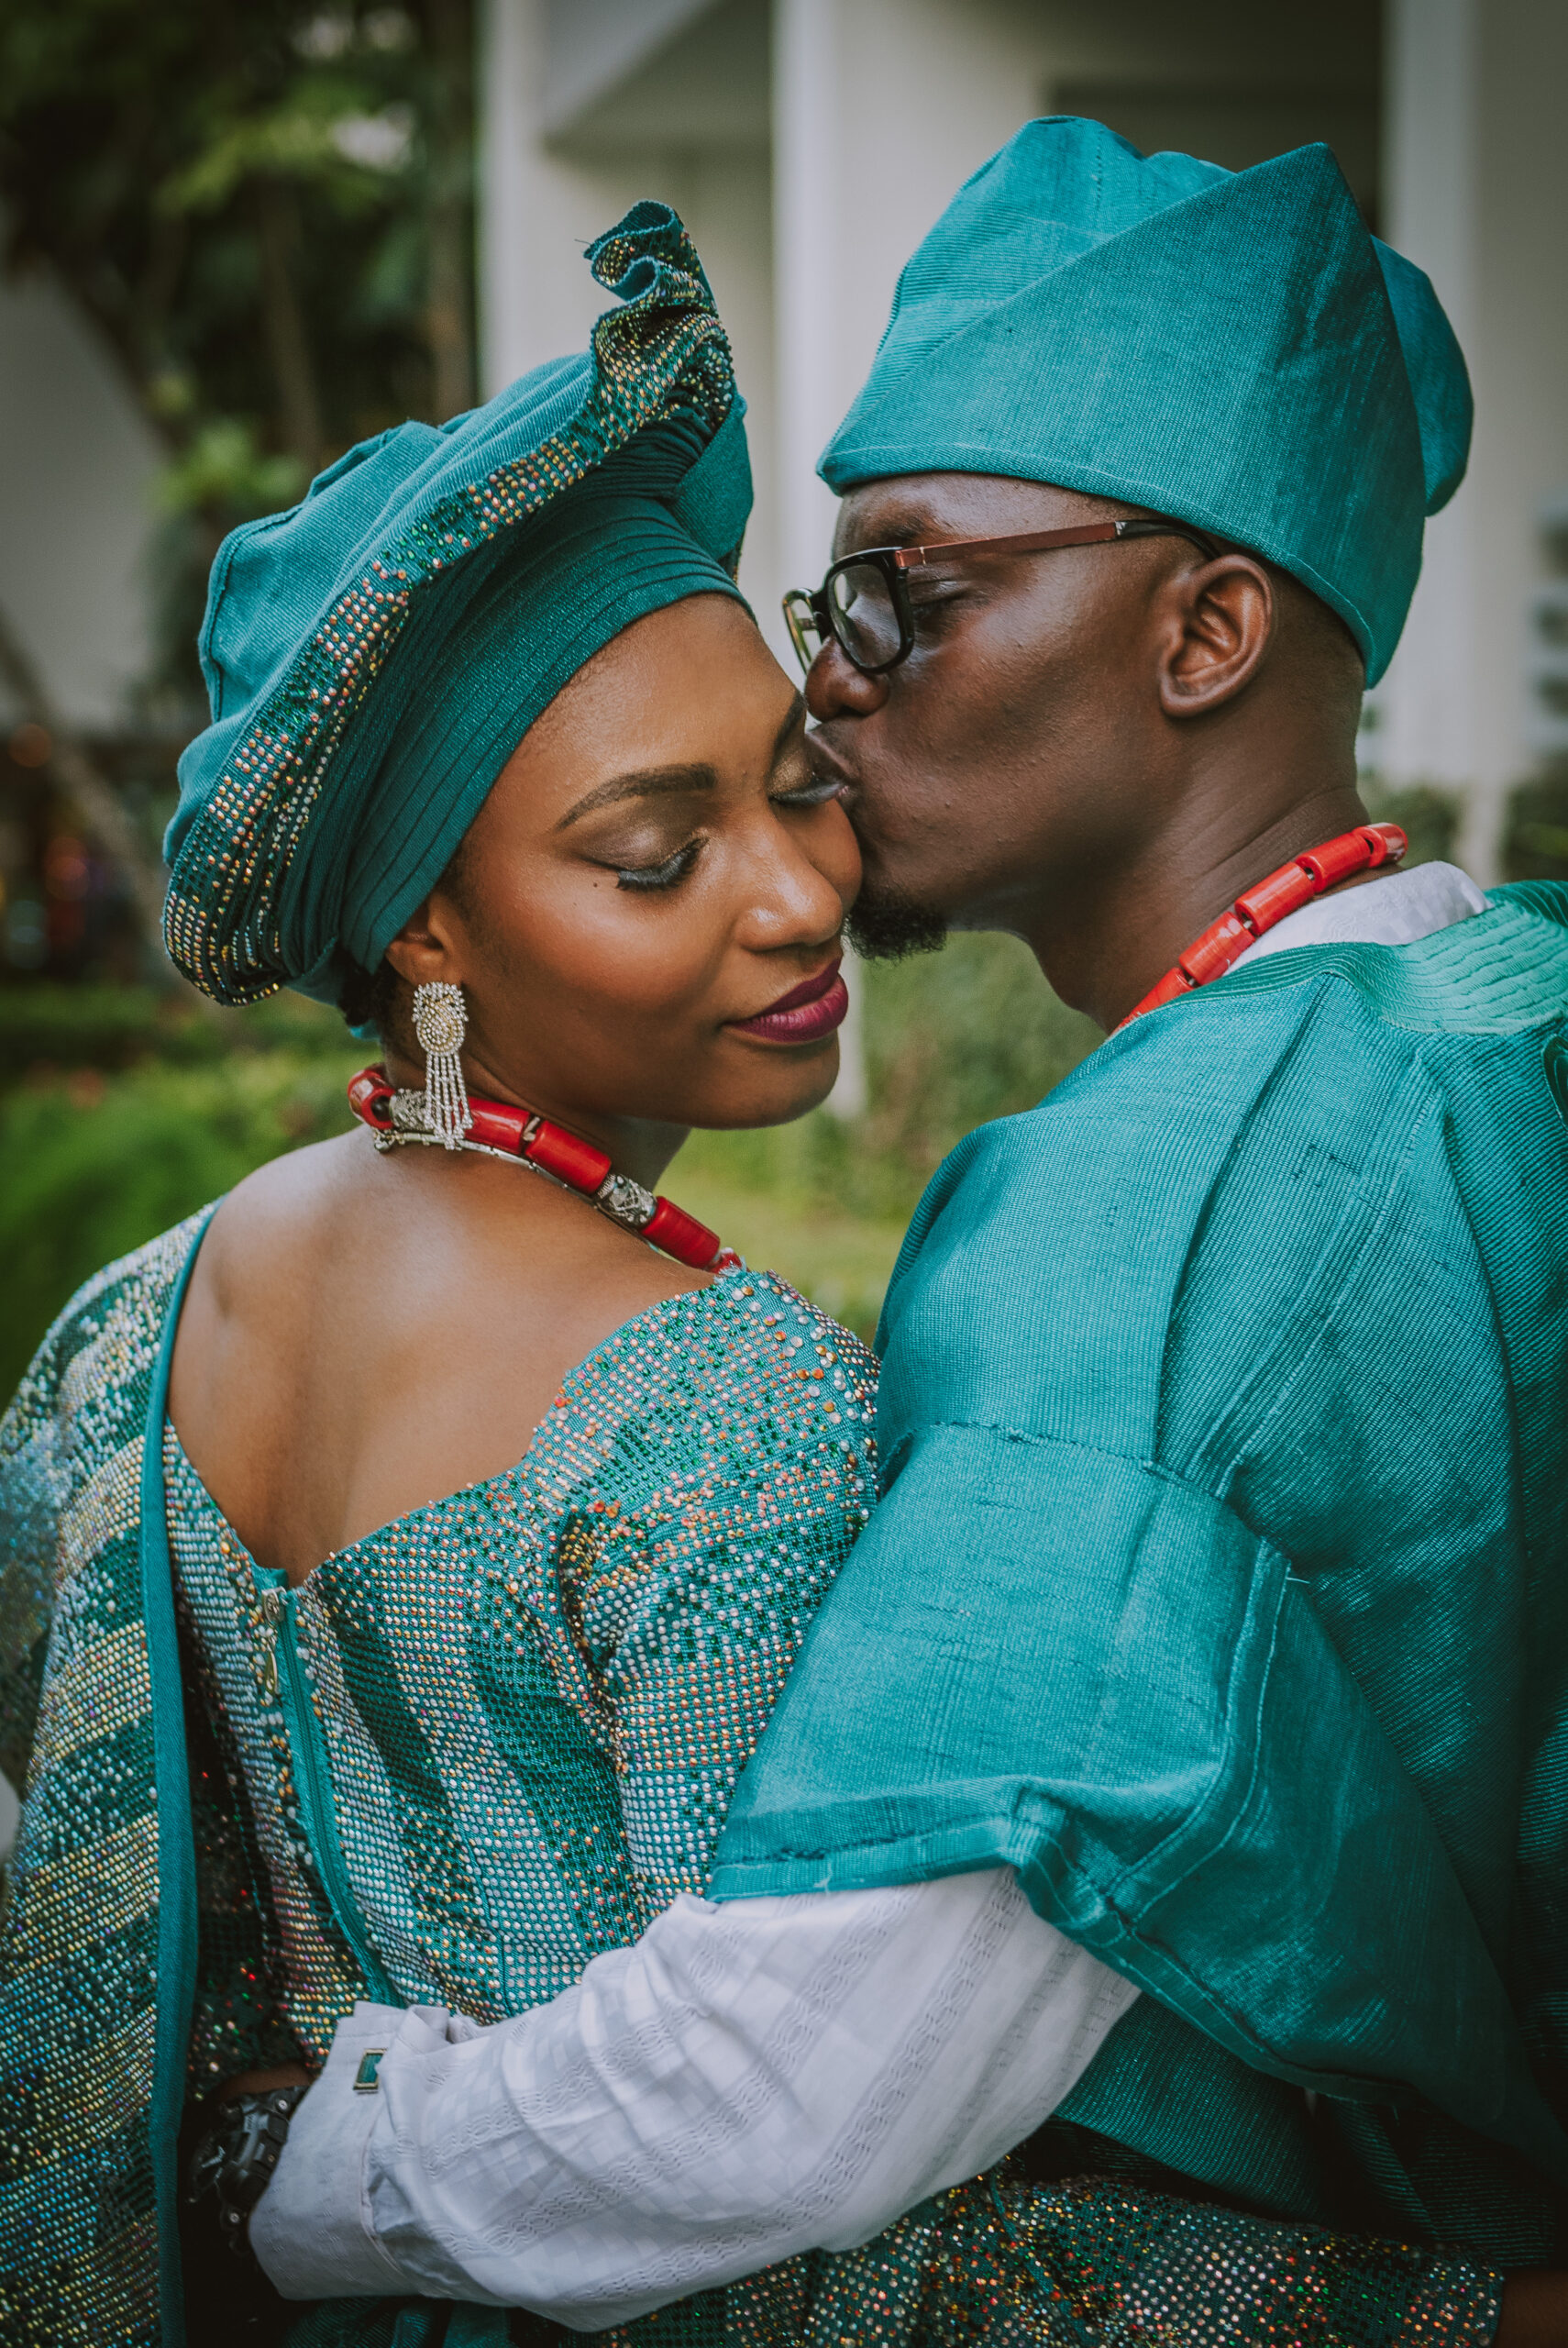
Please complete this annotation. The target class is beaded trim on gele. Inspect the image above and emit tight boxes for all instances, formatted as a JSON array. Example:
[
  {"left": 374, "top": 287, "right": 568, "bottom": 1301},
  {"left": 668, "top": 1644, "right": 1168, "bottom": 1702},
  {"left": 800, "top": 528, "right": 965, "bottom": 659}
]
[{"left": 163, "top": 209, "right": 737, "bottom": 1005}]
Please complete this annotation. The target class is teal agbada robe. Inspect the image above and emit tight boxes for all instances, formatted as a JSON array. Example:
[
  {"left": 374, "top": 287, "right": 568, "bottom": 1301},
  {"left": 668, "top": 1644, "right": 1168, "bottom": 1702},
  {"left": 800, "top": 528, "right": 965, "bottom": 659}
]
[{"left": 712, "top": 884, "right": 1568, "bottom": 2256}]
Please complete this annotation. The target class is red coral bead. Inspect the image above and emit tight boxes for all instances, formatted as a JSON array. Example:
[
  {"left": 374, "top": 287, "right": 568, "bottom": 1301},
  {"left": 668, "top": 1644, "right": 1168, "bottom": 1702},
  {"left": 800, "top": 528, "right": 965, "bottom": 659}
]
[
  {"left": 644, "top": 1197, "right": 724, "bottom": 1270},
  {"left": 348, "top": 1066, "right": 394, "bottom": 1128},
  {"left": 1233, "top": 861, "right": 1317, "bottom": 932},
  {"left": 525, "top": 1121, "right": 613, "bottom": 1192},
  {"left": 467, "top": 1097, "right": 530, "bottom": 1154}
]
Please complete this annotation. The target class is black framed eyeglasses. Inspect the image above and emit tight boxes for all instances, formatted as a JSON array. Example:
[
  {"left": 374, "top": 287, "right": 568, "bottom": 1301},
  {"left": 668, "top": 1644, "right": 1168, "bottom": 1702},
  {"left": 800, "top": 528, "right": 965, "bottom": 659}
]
[{"left": 781, "top": 516, "right": 1223, "bottom": 677}]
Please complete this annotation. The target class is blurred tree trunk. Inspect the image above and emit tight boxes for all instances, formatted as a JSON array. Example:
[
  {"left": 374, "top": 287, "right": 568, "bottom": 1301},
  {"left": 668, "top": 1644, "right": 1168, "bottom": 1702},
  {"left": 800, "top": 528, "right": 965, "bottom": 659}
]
[
  {"left": 254, "top": 175, "right": 325, "bottom": 473},
  {"left": 0, "top": 604, "right": 193, "bottom": 995},
  {"left": 423, "top": 0, "right": 475, "bottom": 422}
]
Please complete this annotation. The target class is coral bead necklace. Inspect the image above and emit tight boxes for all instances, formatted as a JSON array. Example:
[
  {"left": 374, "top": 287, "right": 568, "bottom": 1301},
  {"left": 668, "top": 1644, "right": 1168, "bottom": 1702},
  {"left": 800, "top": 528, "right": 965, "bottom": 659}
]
[
  {"left": 348, "top": 1067, "right": 740, "bottom": 1275},
  {"left": 1117, "top": 820, "right": 1408, "bottom": 1029}
]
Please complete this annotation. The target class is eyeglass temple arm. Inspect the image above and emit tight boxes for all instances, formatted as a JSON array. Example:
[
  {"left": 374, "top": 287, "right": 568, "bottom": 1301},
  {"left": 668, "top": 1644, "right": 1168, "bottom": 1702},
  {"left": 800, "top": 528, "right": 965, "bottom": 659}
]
[{"left": 891, "top": 519, "right": 1220, "bottom": 569}]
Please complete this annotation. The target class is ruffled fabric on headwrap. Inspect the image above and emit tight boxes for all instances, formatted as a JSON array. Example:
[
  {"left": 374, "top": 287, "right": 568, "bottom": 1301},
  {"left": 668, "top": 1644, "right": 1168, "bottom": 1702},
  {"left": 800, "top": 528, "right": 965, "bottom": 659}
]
[{"left": 164, "top": 204, "right": 752, "bottom": 1007}]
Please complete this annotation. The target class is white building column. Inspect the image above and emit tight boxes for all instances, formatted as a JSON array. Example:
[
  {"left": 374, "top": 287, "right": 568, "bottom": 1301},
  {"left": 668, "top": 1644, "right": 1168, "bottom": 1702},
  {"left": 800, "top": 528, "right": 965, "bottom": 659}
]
[
  {"left": 770, "top": 0, "right": 1044, "bottom": 1110},
  {"left": 1375, "top": 0, "right": 1479, "bottom": 839},
  {"left": 1378, "top": 0, "right": 1568, "bottom": 880},
  {"left": 478, "top": 0, "right": 635, "bottom": 395},
  {"left": 771, "top": 0, "right": 866, "bottom": 1110},
  {"left": 768, "top": 0, "right": 1054, "bottom": 637},
  {"left": 769, "top": 0, "right": 851, "bottom": 658}
]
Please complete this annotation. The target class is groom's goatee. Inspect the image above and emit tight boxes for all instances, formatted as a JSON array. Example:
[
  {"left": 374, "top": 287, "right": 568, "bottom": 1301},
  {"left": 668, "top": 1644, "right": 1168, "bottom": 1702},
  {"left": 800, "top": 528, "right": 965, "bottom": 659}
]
[{"left": 845, "top": 886, "right": 949, "bottom": 962}]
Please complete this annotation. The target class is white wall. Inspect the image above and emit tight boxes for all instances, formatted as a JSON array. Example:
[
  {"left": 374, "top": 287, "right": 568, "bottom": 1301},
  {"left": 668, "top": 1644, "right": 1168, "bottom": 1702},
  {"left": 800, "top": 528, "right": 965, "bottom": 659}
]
[
  {"left": 480, "top": 0, "right": 777, "bottom": 626},
  {"left": 1377, "top": 0, "right": 1568, "bottom": 876},
  {"left": 541, "top": 0, "right": 713, "bottom": 129},
  {"left": 0, "top": 265, "right": 160, "bottom": 728}
]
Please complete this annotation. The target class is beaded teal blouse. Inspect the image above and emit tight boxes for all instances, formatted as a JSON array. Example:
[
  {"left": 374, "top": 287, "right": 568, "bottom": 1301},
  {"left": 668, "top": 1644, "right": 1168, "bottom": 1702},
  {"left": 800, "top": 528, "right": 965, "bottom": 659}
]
[
  {"left": 0, "top": 1219, "right": 1504, "bottom": 2348},
  {"left": 168, "top": 1266, "right": 879, "bottom": 2082}
]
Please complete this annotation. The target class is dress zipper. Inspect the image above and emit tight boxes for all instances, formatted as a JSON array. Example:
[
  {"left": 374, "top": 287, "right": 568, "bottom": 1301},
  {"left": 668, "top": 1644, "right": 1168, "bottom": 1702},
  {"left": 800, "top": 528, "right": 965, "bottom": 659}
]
[{"left": 259, "top": 1576, "right": 401, "bottom": 2007}]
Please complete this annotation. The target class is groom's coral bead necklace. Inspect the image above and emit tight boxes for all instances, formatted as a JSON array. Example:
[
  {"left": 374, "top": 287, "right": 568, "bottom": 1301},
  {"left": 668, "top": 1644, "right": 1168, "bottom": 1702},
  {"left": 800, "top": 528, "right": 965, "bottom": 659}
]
[
  {"left": 347, "top": 1067, "right": 740, "bottom": 1275},
  {"left": 1118, "top": 820, "right": 1408, "bottom": 1030}
]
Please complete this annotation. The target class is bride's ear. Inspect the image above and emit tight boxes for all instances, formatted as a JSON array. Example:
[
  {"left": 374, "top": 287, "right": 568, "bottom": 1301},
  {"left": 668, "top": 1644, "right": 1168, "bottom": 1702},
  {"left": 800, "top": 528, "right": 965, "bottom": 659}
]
[{"left": 383, "top": 896, "right": 465, "bottom": 992}]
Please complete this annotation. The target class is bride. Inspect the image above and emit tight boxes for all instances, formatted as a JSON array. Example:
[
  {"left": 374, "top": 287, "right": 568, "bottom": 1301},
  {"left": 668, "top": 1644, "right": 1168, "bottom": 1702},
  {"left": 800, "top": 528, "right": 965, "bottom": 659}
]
[{"left": 0, "top": 205, "right": 1516, "bottom": 2348}]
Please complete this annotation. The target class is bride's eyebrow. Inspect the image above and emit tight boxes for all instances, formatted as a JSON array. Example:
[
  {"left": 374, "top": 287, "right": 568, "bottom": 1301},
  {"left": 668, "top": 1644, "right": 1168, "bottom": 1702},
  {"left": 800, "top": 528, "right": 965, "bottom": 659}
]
[
  {"left": 556, "top": 765, "right": 717, "bottom": 829},
  {"left": 558, "top": 696, "right": 807, "bottom": 827}
]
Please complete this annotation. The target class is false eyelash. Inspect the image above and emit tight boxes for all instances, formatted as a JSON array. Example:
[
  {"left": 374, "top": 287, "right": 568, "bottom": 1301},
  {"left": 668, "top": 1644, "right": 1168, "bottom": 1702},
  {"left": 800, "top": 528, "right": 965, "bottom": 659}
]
[
  {"left": 615, "top": 839, "right": 701, "bottom": 892},
  {"left": 771, "top": 777, "right": 843, "bottom": 807}
]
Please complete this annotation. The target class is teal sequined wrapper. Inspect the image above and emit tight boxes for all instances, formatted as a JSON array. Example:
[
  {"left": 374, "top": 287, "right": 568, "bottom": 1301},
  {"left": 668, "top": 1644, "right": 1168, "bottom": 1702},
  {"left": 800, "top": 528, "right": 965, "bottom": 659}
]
[
  {"left": 164, "top": 1266, "right": 883, "bottom": 2064},
  {"left": 1, "top": 1224, "right": 1506, "bottom": 2344},
  {"left": 0, "top": 1218, "right": 208, "bottom": 2343}
]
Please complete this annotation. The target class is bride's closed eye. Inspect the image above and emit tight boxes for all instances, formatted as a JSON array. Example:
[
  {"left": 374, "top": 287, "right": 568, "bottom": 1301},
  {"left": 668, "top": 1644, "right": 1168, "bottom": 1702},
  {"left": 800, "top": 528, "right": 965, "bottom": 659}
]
[
  {"left": 613, "top": 837, "right": 705, "bottom": 892},
  {"left": 771, "top": 775, "right": 843, "bottom": 809}
]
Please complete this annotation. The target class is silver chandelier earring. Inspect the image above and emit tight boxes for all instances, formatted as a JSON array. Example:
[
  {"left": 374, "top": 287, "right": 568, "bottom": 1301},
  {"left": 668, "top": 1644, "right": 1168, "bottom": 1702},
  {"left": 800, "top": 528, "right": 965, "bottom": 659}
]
[{"left": 411, "top": 981, "right": 472, "bottom": 1149}]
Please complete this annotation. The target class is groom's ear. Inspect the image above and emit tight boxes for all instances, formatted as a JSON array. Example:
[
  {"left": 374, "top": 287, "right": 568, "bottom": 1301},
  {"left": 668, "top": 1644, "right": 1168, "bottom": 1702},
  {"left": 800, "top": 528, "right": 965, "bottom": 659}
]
[{"left": 1155, "top": 553, "right": 1275, "bottom": 720}]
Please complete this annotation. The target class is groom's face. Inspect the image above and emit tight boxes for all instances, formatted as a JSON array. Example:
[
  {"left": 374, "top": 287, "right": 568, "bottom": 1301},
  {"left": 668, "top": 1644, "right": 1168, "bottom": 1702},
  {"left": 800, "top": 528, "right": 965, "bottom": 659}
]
[{"left": 803, "top": 471, "right": 1185, "bottom": 955}]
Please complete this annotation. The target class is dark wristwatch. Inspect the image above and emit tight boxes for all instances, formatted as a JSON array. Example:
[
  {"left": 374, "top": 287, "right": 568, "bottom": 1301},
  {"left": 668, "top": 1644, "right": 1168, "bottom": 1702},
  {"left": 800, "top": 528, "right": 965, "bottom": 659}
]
[{"left": 184, "top": 2085, "right": 304, "bottom": 2264}]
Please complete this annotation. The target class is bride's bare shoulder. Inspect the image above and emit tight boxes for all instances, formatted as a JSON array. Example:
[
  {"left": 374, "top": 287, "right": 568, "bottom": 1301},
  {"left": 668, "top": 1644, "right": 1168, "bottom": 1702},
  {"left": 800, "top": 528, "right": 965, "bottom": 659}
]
[
  {"left": 195, "top": 1131, "right": 370, "bottom": 1295},
  {"left": 226, "top": 1128, "right": 367, "bottom": 1211}
]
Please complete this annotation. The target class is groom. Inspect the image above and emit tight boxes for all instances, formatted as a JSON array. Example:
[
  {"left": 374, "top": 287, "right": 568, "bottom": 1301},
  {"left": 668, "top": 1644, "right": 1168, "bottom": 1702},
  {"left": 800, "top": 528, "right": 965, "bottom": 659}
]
[
  {"left": 259, "top": 122, "right": 1568, "bottom": 2312},
  {"left": 723, "top": 117, "right": 1568, "bottom": 2240}
]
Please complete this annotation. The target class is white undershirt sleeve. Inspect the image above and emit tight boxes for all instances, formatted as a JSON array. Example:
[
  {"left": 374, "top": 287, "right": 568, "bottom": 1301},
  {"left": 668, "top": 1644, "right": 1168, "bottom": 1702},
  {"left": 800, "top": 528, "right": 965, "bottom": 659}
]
[{"left": 252, "top": 1867, "right": 1137, "bottom": 2329}]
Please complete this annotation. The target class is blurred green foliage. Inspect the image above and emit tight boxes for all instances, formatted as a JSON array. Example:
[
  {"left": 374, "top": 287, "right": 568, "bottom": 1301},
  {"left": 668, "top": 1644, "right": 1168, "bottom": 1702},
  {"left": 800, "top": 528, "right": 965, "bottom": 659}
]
[
  {"left": 0, "top": 980, "right": 337, "bottom": 1070},
  {"left": 1359, "top": 777, "right": 1462, "bottom": 868},
  {"left": 1505, "top": 766, "right": 1568, "bottom": 882},
  {"left": 859, "top": 934, "right": 1104, "bottom": 1178},
  {"left": 0, "top": 937, "right": 1100, "bottom": 1395},
  {"left": 0, "top": 0, "right": 475, "bottom": 714},
  {"left": 2, "top": 1053, "right": 355, "bottom": 1394}
]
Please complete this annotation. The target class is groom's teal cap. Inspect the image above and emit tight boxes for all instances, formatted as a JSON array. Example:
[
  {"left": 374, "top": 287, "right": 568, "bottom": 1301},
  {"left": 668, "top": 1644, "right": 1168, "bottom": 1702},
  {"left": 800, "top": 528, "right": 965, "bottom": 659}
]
[{"left": 820, "top": 120, "right": 1471, "bottom": 683}]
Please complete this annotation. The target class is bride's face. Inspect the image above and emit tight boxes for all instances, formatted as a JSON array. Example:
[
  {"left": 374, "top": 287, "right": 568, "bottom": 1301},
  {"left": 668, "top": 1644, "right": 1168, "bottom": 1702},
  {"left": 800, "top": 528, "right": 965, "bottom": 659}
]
[{"left": 385, "top": 593, "right": 860, "bottom": 1136}]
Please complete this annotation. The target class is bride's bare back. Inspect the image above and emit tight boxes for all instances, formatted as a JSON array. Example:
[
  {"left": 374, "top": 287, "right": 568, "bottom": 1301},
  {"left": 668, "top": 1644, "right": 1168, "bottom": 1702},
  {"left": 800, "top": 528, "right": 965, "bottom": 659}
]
[{"left": 169, "top": 1131, "right": 702, "bottom": 1585}]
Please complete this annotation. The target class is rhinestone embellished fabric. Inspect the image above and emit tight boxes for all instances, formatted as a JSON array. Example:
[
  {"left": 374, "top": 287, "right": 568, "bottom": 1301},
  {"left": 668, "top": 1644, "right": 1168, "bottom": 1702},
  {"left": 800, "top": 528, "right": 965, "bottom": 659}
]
[
  {"left": 0, "top": 1215, "right": 210, "bottom": 2347},
  {"left": 167, "top": 1266, "right": 880, "bottom": 2058},
  {"left": 719, "top": 2166, "right": 1507, "bottom": 2348},
  {"left": 1, "top": 1224, "right": 1508, "bottom": 2346}
]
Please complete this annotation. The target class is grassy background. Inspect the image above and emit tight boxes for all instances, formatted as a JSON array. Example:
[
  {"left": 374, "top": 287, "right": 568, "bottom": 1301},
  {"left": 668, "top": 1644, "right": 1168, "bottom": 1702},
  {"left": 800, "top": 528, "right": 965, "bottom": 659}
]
[{"left": 0, "top": 937, "right": 1101, "bottom": 1396}]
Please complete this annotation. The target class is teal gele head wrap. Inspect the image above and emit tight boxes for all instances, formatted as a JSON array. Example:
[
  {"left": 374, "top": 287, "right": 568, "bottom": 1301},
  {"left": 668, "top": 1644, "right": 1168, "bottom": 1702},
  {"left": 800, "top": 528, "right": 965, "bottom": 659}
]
[
  {"left": 165, "top": 203, "right": 751, "bottom": 1005},
  {"left": 821, "top": 120, "right": 1472, "bottom": 683}
]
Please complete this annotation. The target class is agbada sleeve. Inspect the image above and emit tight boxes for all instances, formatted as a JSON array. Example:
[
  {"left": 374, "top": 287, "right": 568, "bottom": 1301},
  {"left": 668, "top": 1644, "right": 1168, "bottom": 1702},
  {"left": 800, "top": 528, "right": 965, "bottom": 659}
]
[
  {"left": 712, "top": 987, "right": 1568, "bottom": 2194},
  {"left": 709, "top": 1412, "right": 1564, "bottom": 2180}
]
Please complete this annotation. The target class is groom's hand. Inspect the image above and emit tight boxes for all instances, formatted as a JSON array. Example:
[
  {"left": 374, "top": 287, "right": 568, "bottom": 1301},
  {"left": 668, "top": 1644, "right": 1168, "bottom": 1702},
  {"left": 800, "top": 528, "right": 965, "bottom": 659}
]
[
  {"left": 1498, "top": 2273, "right": 1568, "bottom": 2344},
  {"left": 219, "top": 2061, "right": 311, "bottom": 2100}
]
